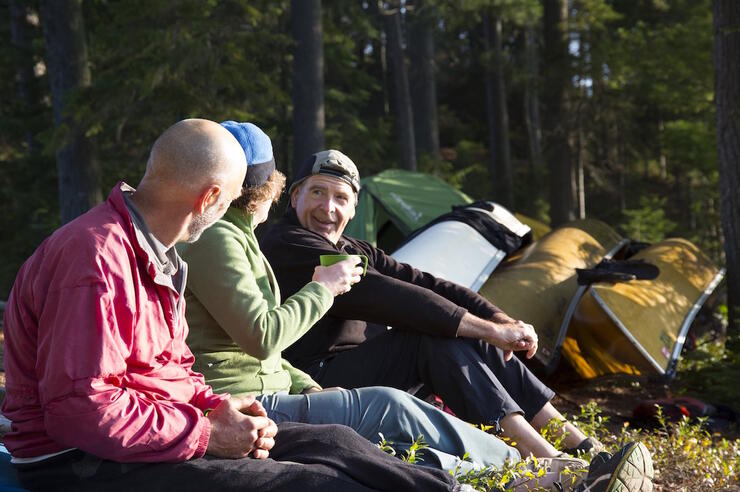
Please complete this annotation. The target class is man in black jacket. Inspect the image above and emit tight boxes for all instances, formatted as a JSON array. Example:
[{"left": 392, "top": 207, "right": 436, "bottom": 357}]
[{"left": 261, "top": 149, "right": 605, "bottom": 460}]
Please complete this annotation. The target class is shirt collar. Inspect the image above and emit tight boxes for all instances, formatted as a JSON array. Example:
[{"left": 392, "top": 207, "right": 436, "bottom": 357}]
[{"left": 122, "top": 189, "right": 181, "bottom": 278}]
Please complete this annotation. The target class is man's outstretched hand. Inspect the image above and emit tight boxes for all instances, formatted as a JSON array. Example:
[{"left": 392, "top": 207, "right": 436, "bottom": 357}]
[
  {"left": 206, "top": 396, "right": 278, "bottom": 459},
  {"left": 488, "top": 312, "right": 538, "bottom": 360},
  {"left": 458, "top": 311, "right": 538, "bottom": 361}
]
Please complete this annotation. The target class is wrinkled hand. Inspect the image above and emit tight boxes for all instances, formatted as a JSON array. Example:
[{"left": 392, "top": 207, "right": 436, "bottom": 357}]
[
  {"left": 458, "top": 312, "right": 538, "bottom": 362},
  {"left": 312, "top": 259, "right": 364, "bottom": 296},
  {"left": 489, "top": 312, "right": 538, "bottom": 361},
  {"left": 206, "top": 396, "right": 278, "bottom": 459}
]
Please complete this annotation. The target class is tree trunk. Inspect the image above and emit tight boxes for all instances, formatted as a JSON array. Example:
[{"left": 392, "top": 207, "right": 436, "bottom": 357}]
[
  {"left": 291, "top": 0, "right": 325, "bottom": 175},
  {"left": 714, "top": 0, "right": 740, "bottom": 344},
  {"left": 658, "top": 119, "right": 668, "bottom": 180},
  {"left": 362, "top": 1, "right": 389, "bottom": 118},
  {"left": 543, "top": 0, "right": 574, "bottom": 226},
  {"left": 9, "top": 0, "right": 41, "bottom": 155},
  {"left": 615, "top": 123, "right": 626, "bottom": 212},
  {"left": 39, "top": 0, "right": 101, "bottom": 224},
  {"left": 408, "top": 1, "right": 440, "bottom": 161},
  {"left": 575, "top": 89, "right": 586, "bottom": 219},
  {"left": 483, "top": 13, "right": 513, "bottom": 208},
  {"left": 361, "top": 1, "right": 386, "bottom": 118},
  {"left": 523, "top": 25, "right": 544, "bottom": 186},
  {"left": 384, "top": 5, "right": 417, "bottom": 171}
]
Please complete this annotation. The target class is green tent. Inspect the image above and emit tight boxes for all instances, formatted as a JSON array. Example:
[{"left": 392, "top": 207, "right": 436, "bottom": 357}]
[
  {"left": 344, "top": 169, "right": 473, "bottom": 251},
  {"left": 344, "top": 169, "right": 550, "bottom": 252}
]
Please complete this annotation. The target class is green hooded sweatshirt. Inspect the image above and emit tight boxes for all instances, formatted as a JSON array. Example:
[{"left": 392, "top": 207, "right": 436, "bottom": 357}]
[{"left": 178, "top": 206, "right": 333, "bottom": 396}]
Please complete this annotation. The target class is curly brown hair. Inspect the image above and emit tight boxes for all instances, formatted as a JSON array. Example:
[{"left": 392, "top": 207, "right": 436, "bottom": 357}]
[{"left": 233, "top": 169, "right": 287, "bottom": 214}]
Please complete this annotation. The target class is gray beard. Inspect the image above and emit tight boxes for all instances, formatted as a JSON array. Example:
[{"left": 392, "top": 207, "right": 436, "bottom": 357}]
[{"left": 184, "top": 202, "right": 223, "bottom": 243}]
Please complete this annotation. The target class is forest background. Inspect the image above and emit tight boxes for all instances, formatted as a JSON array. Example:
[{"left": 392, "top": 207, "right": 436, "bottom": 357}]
[
  {"left": 0, "top": 0, "right": 738, "bottom": 341},
  {"left": 2, "top": 1, "right": 740, "bottom": 488}
]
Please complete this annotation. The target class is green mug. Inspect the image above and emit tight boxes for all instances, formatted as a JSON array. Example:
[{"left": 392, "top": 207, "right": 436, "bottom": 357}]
[{"left": 319, "top": 254, "right": 368, "bottom": 276}]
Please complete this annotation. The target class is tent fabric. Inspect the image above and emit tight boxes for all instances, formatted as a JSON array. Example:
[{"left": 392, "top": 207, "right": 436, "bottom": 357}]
[
  {"left": 391, "top": 221, "right": 508, "bottom": 292},
  {"left": 345, "top": 169, "right": 473, "bottom": 245},
  {"left": 344, "top": 169, "right": 550, "bottom": 250},
  {"left": 563, "top": 238, "right": 725, "bottom": 379},
  {"left": 404, "top": 202, "right": 533, "bottom": 256},
  {"left": 478, "top": 219, "right": 626, "bottom": 370}
]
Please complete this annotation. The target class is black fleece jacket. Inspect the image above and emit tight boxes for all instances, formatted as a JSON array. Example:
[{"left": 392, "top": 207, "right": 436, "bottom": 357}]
[{"left": 260, "top": 208, "right": 504, "bottom": 368}]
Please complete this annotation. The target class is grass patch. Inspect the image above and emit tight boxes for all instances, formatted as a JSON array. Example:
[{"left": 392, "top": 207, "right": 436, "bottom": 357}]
[
  {"left": 567, "top": 403, "right": 739, "bottom": 491},
  {"left": 676, "top": 336, "right": 740, "bottom": 411},
  {"left": 378, "top": 336, "right": 740, "bottom": 491},
  {"left": 379, "top": 402, "right": 739, "bottom": 491}
]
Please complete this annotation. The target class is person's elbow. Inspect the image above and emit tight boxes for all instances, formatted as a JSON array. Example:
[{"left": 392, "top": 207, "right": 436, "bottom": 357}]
[
  {"left": 43, "top": 390, "right": 120, "bottom": 455},
  {"left": 237, "top": 334, "right": 279, "bottom": 360}
]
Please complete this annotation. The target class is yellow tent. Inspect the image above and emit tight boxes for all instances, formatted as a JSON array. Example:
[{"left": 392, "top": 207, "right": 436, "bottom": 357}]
[
  {"left": 480, "top": 220, "right": 724, "bottom": 379},
  {"left": 563, "top": 238, "right": 724, "bottom": 379}
]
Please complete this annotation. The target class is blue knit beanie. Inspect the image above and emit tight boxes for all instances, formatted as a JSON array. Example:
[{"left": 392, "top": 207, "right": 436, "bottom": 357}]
[{"left": 220, "top": 121, "right": 276, "bottom": 187}]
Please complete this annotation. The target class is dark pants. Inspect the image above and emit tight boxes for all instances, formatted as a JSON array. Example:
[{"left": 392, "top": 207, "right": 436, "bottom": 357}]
[
  {"left": 307, "top": 331, "right": 555, "bottom": 425},
  {"left": 15, "top": 423, "right": 457, "bottom": 492}
]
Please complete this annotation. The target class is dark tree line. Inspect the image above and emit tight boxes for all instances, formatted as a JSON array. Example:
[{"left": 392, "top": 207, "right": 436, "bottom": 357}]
[{"left": 713, "top": 0, "right": 740, "bottom": 344}]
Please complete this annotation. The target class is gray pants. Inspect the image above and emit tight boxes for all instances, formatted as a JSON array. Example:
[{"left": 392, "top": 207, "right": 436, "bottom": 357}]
[{"left": 258, "top": 386, "right": 520, "bottom": 473}]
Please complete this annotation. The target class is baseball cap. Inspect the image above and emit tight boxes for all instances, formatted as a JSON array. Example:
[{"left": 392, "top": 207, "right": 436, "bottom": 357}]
[{"left": 289, "top": 149, "right": 360, "bottom": 194}]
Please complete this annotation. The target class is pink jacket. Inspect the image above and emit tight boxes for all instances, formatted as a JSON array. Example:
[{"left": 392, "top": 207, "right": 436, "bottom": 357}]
[{"left": 2, "top": 183, "right": 226, "bottom": 462}]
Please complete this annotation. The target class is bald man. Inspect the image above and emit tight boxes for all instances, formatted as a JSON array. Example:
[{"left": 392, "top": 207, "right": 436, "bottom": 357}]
[{"left": 1, "top": 119, "right": 461, "bottom": 492}]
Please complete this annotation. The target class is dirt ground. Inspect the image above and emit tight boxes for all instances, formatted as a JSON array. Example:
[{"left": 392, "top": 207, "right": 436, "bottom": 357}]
[
  {"left": 550, "top": 372, "right": 672, "bottom": 431},
  {"left": 546, "top": 366, "right": 740, "bottom": 441},
  {"left": 546, "top": 359, "right": 660, "bottom": 404}
]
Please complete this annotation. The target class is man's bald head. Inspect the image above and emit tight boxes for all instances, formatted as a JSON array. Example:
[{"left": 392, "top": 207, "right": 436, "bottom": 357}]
[
  {"left": 131, "top": 119, "right": 248, "bottom": 246},
  {"left": 141, "top": 118, "right": 247, "bottom": 194}
]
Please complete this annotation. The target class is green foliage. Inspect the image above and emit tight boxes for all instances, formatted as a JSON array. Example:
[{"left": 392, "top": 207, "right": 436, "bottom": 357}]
[
  {"left": 678, "top": 334, "right": 740, "bottom": 411},
  {"left": 631, "top": 406, "right": 739, "bottom": 490},
  {"left": 619, "top": 196, "right": 676, "bottom": 243},
  {"left": 0, "top": 1, "right": 57, "bottom": 298},
  {"left": 536, "top": 420, "right": 567, "bottom": 453},
  {"left": 429, "top": 139, "right": 491, "bottom": 200},
  {"left": 404, "top": 434, "right": 429, "bottom": 464},
  {"left": 379, "top": 393, "right": 739, "bottom": 490},
  {"left": 376, "top": 432, "right": 398, "bottom": 457},
  {"left": 453, "top": 455, "right": 564, "bottom": 492},
  {"left": 323, "top": 1, "right": 393, "bottom": 174},
  {"left": 0, "top": 0, "right": 726, "bottom": 304},
  {"left": 78, "top": 0, "right": 293, "bottom": 186},
  {"left": 376, "top": 432, "right": 429, "bottom": 464},
  {"left": 418, "top": 150, "right": 485, "bottom": 192},
  {"left": 377, "top": 432, "right": 571, "bottom": 491},
  {"left": 572, "top": 401, "right": 610, "bottom": 440},
  {"left": 545, "top": 399, "right": 740, "bottom": 490}
]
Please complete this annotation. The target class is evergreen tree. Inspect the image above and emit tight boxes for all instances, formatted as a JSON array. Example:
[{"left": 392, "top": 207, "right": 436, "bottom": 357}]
[
  {"left": 713, "top": 0, "right": 740, "bottom": 345},
  {"left": 40, "top": 0, "right": 101, "bottom": 223},
  {"left": 291, "top": 0, "right": 324, "bottom": 174}
]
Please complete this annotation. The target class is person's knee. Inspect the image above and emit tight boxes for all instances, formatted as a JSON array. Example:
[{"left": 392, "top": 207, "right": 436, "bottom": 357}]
[
  {"left": 368, "top": 387, "right": 415, "bottom": 409},
  {"left": 370, "top": 386, "right": 408, "bottom": 401}
]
